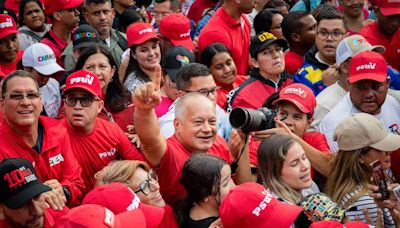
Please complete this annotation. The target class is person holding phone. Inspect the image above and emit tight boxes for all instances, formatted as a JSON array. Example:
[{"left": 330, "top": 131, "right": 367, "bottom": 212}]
[{"left": 326, "top": 113, "right": 400, "bottom": 227}]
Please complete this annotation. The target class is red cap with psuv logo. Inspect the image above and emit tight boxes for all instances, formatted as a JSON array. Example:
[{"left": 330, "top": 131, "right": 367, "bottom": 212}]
[
  {"left": 348, "top": 51, "right": 388, "bottom": 84},
  {"left": 273, "top": 83, "right": 317, "bottom": 116},
  {"left": 219, "top": 182, "right": 303, "bottom": 228},
  {"left": 377, "top": 0, "right": 400, "bottom": 16},
  {"left": 82, "top": 182, "right": 165, "bottom": 228},
  {"left": 64, "top": 70, "right": 102, "bottom": 99},
  {"left": 159, "top": 13, "right": 195, "bottom": 51},
  {"left": 0, "top": 14, "right": 17, "bottom": 39},
  {"left": 127, "top": 22, "right": 159, "bottom": 47}
]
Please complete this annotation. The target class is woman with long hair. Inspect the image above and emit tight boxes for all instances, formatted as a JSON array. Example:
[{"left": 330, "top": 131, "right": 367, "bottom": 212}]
[
  {"left": 258, "top": 134, "right": 317, "bottom": 204},
  {"left": 74, "top": 44, "right": 134, "bottom": 131},
  {"left": 326, "top": 113, "right": 400, "bottom": 227},
  {"left": 200, "top": 43, "right": 247, "bottom": 109},
  {"left": 176, "top": 153, "right": 235, "bottom": 228}
]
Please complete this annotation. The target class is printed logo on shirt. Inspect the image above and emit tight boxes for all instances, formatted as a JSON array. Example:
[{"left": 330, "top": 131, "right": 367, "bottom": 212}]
[
  {"left": 0, "top": 18, "right": 13, "bottom": 29},
  {"left": 252, "top": 189, "right": 274, "bottom": 216},
  {"left": 70, "top": 74, "right": 94, "bottom": 85},
  {"left": 49, "top": 154, "right": 64, "bottom": 167},
  {"left": 283, "top": 87, "right": 307, "bottom": 98},
  {"left": 389, "top": 124, "right": 400, "bottom": 135},
  {"left": 37, "top": 54, "right": 56, "bottom": 62},
  {"left": 99, "top": 148, "right": 117, "bottom": 159},
  {"left": 356, "top": 62, "right": 376, "bottom": 71}
]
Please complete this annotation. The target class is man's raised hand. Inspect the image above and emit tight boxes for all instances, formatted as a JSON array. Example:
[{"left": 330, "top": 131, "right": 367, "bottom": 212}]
[{"left": 133, "top": 64, "right": 162, "bottom": 110}]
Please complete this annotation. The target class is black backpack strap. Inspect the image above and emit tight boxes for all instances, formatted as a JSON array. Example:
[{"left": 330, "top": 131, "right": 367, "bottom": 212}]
[
  {"left": 19, "top": 29, "right": 42, "bottom": 42},
  {"left": 115, "top": 31, "right": 128, "bottom": 51}
]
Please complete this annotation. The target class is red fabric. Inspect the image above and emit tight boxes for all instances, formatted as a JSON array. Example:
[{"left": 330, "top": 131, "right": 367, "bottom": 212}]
[
  {"left": 387, "top": 30, "right": 400, "bottom": 71},
  {"left": 229, "top": 77, "right": 293, "bottom": 110},
  {"left": 62, "top": 118, "right": 143, "bottom": 192},
  {"left": 199, "top": 6, "right": 250, "bottom": 75},
  {"left": 187, "top": 0, "right": 217, "bottom": 23},
  {"left": 0, "top": 50, "right": 23, "bottom": 75},
  {"left": 161, "top": 205, "right": 179, "bottom": 228},
  {"left": 41, "top": 29, "right": 67, "bottom": 80},
  {"left": 4, "top": 0, "right": 21, "bottom": 16},
  {"left": 154, "top": 135, "right": 232, "bottom": 205},
  {"left": 284, "top": 50, "right": 303, "bottom": 76},
  {"left": 390, "top": 149, "right": 400, "bottom": 181},
  {"left": 100, "top": 104, "right": 136, "bottom": 132},
  {"left": 216, "top": 75, "right": 248, "bottom": 109},
  {"left": 0, "top": 117, "right": 85, "bottom": 207},
  {"left": 359, "top": 21, "right": 393, "bottom": 61},
  {"left": 155, "top": 96, "right": 174, "bottom": 118}
]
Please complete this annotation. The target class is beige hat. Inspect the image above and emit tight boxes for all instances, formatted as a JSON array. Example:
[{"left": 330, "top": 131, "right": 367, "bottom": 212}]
[{"left": 334, "top": 113, "right": 400, "bottom": 151}]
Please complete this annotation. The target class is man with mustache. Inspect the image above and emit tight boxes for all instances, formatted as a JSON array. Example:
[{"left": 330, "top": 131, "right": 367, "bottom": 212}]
[
  {"left": 318, "top": 51, "right": 400, "bottom": 153},
  {"left": 0, "top": 158, "right": 69, "bottom": 228},
  {"left": 0, "top": 15, "right": 22, "bottom": 76},
  {"left": 294, "top": 5, "right": 346, "bottom": 96}
]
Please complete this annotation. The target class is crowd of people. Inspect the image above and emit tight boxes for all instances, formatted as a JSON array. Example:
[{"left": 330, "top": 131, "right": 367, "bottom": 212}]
[{"left": 0, "top": 0, "right": 400, "bottom": 227}]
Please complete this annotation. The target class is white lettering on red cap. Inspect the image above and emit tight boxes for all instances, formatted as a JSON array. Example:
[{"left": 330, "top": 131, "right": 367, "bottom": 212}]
[
  {"left": 126, "top": 188, "right": 141, "bottom": 211},
  {"left": 139, "top": 28, "right": 153, "bottom": 35},
  {"left": 180, "top": 31, "right": 190, "bottom": 38},
  {"left": 0, "top": 18, "right": 13, "bottom": 29},
  {"left": 70, "top": 74, "right": 94, "bottom": 85},
  {"left": 284, "top": 87, "right": 307, "bottom": 98},
  {"left": 252, "top": 190, "right": 273, "bottom": 216},
  {"left": 104, "top": 208, "right": 115, "bottom": 226},
  {"left": 356, "top": 62, "right": 376, "bottom": 71}
]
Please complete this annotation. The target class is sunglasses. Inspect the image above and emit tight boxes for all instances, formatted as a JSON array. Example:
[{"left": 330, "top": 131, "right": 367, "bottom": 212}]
[{"left": 64, "top": 96, "right": 100, "bottom": 107}]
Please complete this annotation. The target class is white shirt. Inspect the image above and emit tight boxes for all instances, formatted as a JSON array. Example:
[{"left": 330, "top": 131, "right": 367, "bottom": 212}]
[
  {"left": 40, "top": 78, "right": 61, "bottom": 118},
  {"left": 318, "top": 93, "right": 400, "bottom": 153}
]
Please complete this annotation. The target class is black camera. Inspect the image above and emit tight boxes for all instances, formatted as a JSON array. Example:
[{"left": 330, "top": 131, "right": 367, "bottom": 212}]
[{"left": 229, "top": 107, "right": 277, "bottom": 133}]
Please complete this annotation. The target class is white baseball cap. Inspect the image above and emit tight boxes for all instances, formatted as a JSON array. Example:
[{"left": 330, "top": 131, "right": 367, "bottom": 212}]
[{"left": 22, "top": 43, "right": 64, "bottom": 76}]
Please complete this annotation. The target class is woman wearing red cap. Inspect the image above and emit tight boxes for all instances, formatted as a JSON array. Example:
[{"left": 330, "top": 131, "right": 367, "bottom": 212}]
[{"left": 121, "top": 22, "right": 161, "bottom": 94}]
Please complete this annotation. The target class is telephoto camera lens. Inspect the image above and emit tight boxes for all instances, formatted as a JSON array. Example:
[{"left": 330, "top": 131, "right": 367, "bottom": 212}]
[{"left": 229, "top": 107, "right": 276, "bottom": 133}]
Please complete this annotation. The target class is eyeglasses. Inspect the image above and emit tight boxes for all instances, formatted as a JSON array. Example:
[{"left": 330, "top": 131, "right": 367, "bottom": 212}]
[
  {"left": 133, "top": 169, "right": 158, "bottom": 196},
  {"left": 317, "top": 30, "right": 345, "bottom": 40},
  {"left": 151, "top": 11, "right": 170, "bottom": 18},
  {"left": 64, "top": 96, "right": 100, "bottom": 107},
  {"left": 4, "top": 92, "right": 41, "bottom": 100},
  {"left": 181, "top": 86, "right": 221, "bottom": 97}
]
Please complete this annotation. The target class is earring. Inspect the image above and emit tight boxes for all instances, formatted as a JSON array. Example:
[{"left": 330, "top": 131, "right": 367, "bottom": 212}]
[{"left": 359, "top": 159, "right": 364, "bottom": 164}]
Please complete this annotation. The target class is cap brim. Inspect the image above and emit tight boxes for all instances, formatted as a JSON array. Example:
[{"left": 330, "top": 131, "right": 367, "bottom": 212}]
[
  {"left": 34, "top": 63, "right": 65, "bottom": 76},
  {"left": 3, "top": 183, "right": 51, "bottom": 209},
  {"left": 0, "top": 30, "right": 18, "bottom": 40},
  {"left": 73, "top": 42, "right": 99, "bottom": 51},
  {"left": 348, "top": 73, "right": 387, "bottom": 83},
  {"left": 139, "top": 203, "right": 164, "bottom": 227},
  {"left": 170, "top": 38, "right": 195, "bottom": 51},
  {"left": 273, "top": 98, "right": 311, "bottom": 114},
  {"left": 370, "top": 133, "right": 400, "bottom": 151},
  {"left": 115, "top": 210, "right": 146, "bottom": 228},
  {"left": 130, "top": 36, "right": 159, "bottom": 47},
  {"left": 251, "top": 39, "right": 288, "bottom": 58},
  {"left": 380, "top": 7, "right": 400, "bottom": 16},
  {"left": 372, "top": 45, "right": 385, "bottom": 54},
  {"left": 165, "top": 68, "right": 178, "bottom": 82}
]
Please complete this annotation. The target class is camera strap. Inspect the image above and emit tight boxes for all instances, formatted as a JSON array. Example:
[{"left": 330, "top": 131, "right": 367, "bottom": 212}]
[{"left": 230, "top": 133, "right": 249, "bottom": 174}]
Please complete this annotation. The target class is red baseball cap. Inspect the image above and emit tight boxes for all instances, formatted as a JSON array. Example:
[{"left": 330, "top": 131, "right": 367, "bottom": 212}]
[
  {"left": 0, "top": 15, "right": 17, "bottom": 40},
  {"left": 159, "top": 13, "right": 195, "bottom": 51},
  {"left": 220, "top": 182, "right": 303, "bottom": 228},
  {"left": 64, "top": 70, "right": 102, "bottom": 99},
  {"left": 310, "top": 221, "right": 369, "bottom": 228},
  {"left": 43, "top": 0, "right": 83, "bottom": 15},
  {"left": 273, "top": 83, "right": 316, "bottom": 116},
  {"left": 58, "top": 204, "right": 146, "bottom": 228},
  {"left": 82, "top": 182, "right": 164, "bottom": 228},
  {"left": 348, "top": 51, "right": 388, "bottom": 84},
  {"left": 378, "top": 0, "right": 400, "bottom": 16},
  {"left": 127, "top": 22, "right": 159, "bottom": 48}
]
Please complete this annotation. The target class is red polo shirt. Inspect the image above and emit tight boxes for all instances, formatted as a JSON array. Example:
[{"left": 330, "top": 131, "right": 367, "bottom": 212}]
[
  {"left": 359, "top": 21, "right": 393, "bottom": 61},
  {"left": 199, "top": 6, "right": 250, "bottom": 75}
]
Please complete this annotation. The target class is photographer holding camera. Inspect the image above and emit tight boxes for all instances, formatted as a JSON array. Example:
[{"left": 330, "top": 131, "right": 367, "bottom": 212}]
[{"left": 230, "top": 83, "right": 332, "bottom": 181}]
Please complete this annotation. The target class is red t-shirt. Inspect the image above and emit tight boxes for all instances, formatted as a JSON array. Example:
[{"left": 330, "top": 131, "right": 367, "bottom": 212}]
[
  {"left": 0, "top": 117, "right": 85, "bottom": 207},
  {"left": 0, "top": 50, "right": 23, "bottom": 75},
  {"left": 284, "top": 50, "right": 303, "bottom": 76},
  {"left": 63, "top": 118, "right": 143, "bottom": 192},
  {"left": 154, "top": 135, "right": 232, "bottom": 205},
  {"left": 100, "top": 103, "right": 136, "bottom": 132},
  {"left": 187, "top": 0, "right": 217, "bottom": 23},
  {"left": 199, "top": 6, "right": 250, "bottom": 75},
  {"left": 359, "top": 21, "right": 393, "bottom": 61},
  {"left": 387, "top": 30, "right": 400, "bottom": 71},
  {"left": 216, "top": 75, "right": 248, "bottom": 109}
]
